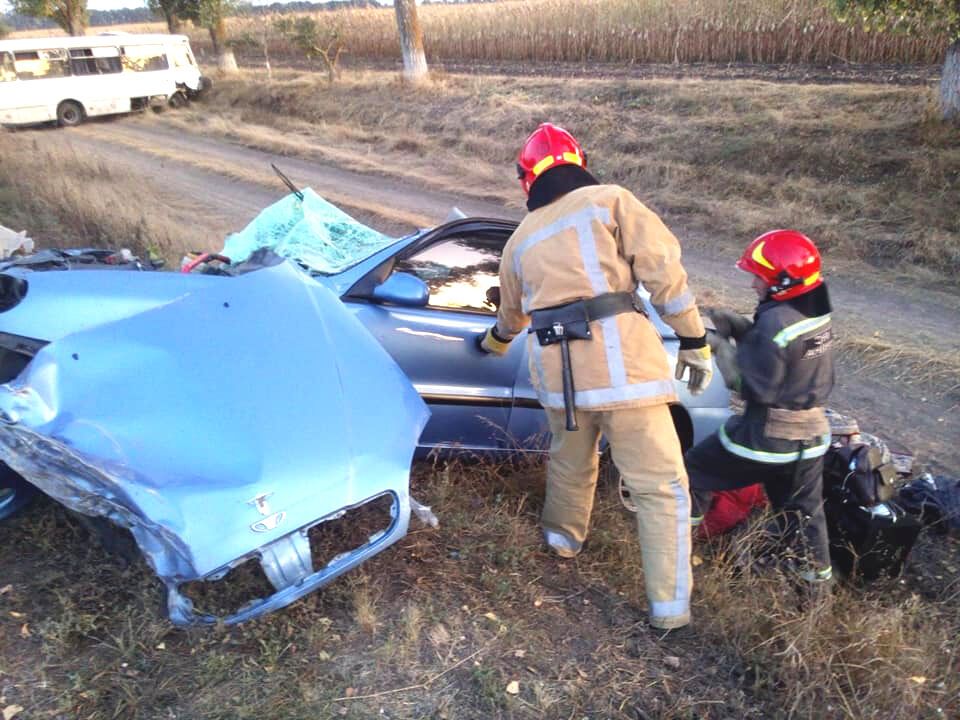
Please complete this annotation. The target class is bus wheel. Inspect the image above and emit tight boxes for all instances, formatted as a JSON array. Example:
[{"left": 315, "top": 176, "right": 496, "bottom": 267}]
[
  {"left": 57, "top": 100, "right": 85, "bottom": 127},
  {"left": 168, "top": 92, "right": 189, "bottom": 109}
]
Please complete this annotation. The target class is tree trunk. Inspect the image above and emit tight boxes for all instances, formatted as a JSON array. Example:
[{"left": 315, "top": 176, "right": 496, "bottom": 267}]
[
  {"left": 393, "top": 0, "right": 428, "bottom": 82},
  {"left": 209, "top": 20, "right": 238, "bottom": 74},
  {"left": 165, "top": 13, "right": 183, "bottom": 34},
  {"left": 942, "top": 39, "right": 960, "bottom": 123},
  {"left": 63, "top": 0, "right": 87, "bottom": 35},
  {"left": 67, "top": 17, "right": 85, "bottom": 36}
]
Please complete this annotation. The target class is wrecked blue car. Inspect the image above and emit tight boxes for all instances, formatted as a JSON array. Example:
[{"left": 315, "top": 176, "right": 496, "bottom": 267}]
[{"left": 0, "top": 190, "right": 729, "bottom": 625}]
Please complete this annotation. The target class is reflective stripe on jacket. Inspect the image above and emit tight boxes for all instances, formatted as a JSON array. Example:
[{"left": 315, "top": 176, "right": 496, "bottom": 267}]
[
  {"left": 494, "top": 184, "right": 704, "bottom": 411},
  {"left": 723, "top": 289, "right": 835, "bottom": 463}
]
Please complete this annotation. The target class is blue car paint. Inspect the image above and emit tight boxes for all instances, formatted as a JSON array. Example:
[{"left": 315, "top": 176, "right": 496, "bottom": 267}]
[
  {"left": 0, "top": 215, "right": 730, "bottom": 625},
  {"left": 0, "top": 262, "right": 429, "bottom": 624}
]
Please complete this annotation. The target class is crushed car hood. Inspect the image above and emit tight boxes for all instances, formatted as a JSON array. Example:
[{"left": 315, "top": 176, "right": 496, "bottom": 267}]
[{"left": 0, "top": 261, "right": 428, "bottom": 624}]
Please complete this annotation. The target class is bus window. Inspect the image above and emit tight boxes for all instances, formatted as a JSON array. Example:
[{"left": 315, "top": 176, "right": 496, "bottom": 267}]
[
  {"left": 170, "top": 46, "right": 195, "bottom": 69},
  {"left": 121, "top": 45, "right": 169, "bottom": 73},
  {"left": 1, "top": 53, "right": 15, "bottom": 82},
  {"left": 69, "top": 47, "right": 122, "bottom": 75},
  {"left": 14, "top": 49, "right": 70, "bottom": 80}
]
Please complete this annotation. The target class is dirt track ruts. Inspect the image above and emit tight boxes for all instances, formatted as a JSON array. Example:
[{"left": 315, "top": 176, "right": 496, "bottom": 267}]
[{"left": 29, "top": 114, "right": 960, "bottom": 473}]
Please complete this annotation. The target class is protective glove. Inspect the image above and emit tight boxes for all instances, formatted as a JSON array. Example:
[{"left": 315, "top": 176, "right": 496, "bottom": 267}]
[
  {"left": 476, "top": 326, "right": 511, "bottom": 355},
  {"left": 675, "top": 345, "right": 713, "bottom": 396},
  {"left": 707, "top": 332, "right": 740, "bottom": 392},
  {"left": 707, "top": 307, "right": 753, "bottom": 342}
]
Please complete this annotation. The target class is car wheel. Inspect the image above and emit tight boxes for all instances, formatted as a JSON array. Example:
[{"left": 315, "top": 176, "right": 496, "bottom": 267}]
[
  {"left": 0, "top": 464, "right": 37, "bottom": 521},
  {"left": 56, "top": 100, "right": 85, "bottom": 127}
]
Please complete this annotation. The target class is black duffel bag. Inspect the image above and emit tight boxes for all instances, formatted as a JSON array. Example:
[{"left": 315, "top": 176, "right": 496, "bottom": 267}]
[{"left": 822, "top": 443, "right": 921, "bottom": 581}]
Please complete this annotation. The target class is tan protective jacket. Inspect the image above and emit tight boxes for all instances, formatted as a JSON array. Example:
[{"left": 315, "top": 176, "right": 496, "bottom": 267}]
[{"left": 495, "top": 184, "right": 704, "bottom": 411}]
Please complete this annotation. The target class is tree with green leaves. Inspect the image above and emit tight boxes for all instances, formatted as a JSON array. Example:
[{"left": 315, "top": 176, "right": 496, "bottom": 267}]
[
  {"left": 274, "top": 16, "right": 344, "bottom": 83},
  {"left": 179, "top": 0, "right": 238, "bottom": 73},
  {"left": 833, "top": 0, "right": 960, "bottom": 121},
  {"left": 11, "top": 0, "right": 87, "bottom": 36},
  {"left": 0, "top": 18, "right": 11, "bottom": 39},
  {"left": 147, "top": 0, "right": 189, "bottom": 34}
]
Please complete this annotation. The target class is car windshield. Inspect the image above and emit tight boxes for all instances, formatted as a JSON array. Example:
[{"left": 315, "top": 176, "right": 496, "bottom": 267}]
[{"left": 221, "top": 188, "right": 398, "bottom": 275}]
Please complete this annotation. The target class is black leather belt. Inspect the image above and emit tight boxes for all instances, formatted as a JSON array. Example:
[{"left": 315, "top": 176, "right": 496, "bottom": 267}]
[
  {"left": 529, "top": 291, "right": 644, "bottom": 343},
  {"left": 529, "top": 292, "right": 645, "bottom": 431}
]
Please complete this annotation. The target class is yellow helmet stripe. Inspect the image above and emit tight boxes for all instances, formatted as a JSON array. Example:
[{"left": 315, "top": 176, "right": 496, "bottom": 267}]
[
  {"left": 561, "top": 151, "right": 583, "bottom": 166},
  {"left": 531, "top": 155, "right": 556, "bottom": 177},
  {"left": 803, "top": 271, "right": 821, "bottom": 286},
  {"left": 751, "top": 241, "right": 776, "bottom": 271}
]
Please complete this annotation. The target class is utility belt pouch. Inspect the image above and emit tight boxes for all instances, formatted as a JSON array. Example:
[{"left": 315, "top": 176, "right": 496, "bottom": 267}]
[
  {"left": 530, "top": 292, "right": 642, "bottom": 346},
  {"left": 764, "top": 407, "right": 829, "bottom": 441},
  {"left": 531, "top": 302, "right": 592, "bottom": 346}
]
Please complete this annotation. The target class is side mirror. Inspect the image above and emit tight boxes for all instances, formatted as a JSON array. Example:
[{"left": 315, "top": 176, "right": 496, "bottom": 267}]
[{"left": 370, "top": 272, "right": 429, "bottom": 307}]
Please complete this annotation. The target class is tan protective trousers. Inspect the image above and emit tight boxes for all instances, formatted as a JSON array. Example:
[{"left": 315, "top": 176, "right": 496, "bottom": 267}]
[{"left": 542, "top": 404, "right": 693, "bottom": 629}]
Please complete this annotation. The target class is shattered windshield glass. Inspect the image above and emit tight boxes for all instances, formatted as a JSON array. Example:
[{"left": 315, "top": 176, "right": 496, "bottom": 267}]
[{"left": 221, "top": 189, "right": 397, "bottom": 275}]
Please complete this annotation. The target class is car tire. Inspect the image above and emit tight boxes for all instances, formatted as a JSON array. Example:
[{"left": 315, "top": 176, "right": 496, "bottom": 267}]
[
  {"left": 0, "top": 464, "right": 38, "bottom": 521},
  {"left": 56, "top": 100, "right": 85, "bottom": 127}
]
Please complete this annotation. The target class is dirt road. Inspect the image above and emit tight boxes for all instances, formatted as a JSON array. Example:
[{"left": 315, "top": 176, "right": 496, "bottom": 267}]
[{"left": 32, "top": 115, "right": 960, "bottom": 472}]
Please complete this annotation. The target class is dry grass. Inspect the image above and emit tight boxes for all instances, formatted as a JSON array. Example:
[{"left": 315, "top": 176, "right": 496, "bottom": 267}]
[
  {"left": 0, "top": 130, "right": 186, "bottom": 263},
  {"left": 1, "top": 458, "right": 957, "bottom": 719},
  {"left": 196, "top": 69, "right": 960, "bottom": 274},
  {"left": 838, "top": 335, "right": 960, "bottom": 400},
  {"left": 10, "top": 0, "right": 946, "bottom": 65}
]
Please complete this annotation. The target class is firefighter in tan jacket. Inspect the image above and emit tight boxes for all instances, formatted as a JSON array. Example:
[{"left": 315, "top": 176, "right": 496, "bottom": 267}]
[{"left": 478, "top": 123, "right": 712, "bottom": 630}]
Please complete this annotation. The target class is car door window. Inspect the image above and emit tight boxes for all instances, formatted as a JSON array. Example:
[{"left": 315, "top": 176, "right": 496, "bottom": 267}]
[{"left": 394, "top": 235, "right": 503, "bottom": 314}]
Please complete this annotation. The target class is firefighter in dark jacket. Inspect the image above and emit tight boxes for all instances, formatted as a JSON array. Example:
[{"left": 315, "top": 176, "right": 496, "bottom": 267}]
[{"left": 687, "top": 229, "right": 835, "bottom": 583}]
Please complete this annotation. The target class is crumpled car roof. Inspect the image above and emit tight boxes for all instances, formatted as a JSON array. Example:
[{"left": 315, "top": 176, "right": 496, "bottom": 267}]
[{"left": 0, "top": 260, "right": 429, "bottom": 624}]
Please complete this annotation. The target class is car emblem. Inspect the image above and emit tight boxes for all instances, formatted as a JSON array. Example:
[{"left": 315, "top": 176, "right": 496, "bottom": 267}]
[{"left": 247, "top": 492, "right": 286, "bottom": 533}]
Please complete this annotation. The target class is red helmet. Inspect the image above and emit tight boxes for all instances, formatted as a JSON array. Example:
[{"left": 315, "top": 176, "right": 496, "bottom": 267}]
[
  {"left": 517, "top": 123, "right": 587, "bottom": 196},
  {"left": 737, "top": 229, "right": 823, "bottom": 301}
]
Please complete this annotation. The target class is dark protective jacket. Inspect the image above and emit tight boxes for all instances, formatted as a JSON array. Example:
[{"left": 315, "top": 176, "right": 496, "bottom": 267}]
[{"left": 720, "top": 284, "right": 835, "bottom": 464}]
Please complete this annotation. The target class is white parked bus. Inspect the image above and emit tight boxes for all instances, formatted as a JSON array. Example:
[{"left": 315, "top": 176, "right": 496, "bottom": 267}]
[{"left": 0, "top": 34, "right": 208, "bottom": 127}]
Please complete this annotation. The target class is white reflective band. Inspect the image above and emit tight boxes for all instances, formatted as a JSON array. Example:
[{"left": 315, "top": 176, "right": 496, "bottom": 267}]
[
  {"left": 543, "top": 528, "right": 582, "bottom": 554},
  {"left": 541, "top": 378, "right": 675, "bottom": 409},
  {"left": 719, "top": 425, "right": 831, "bottom": 465},
  {"left": 599, "top": 316, "right": 628, "bottom": 387},
  {"left": 650, "top": 478, "right": 691, "bottom": 621},
  {"left": 568, "top": 211, "right": 631, "bottom": 390},
  {"left": 772, "top": 314, "right": 831, "bottom": 349},
  {"left": 801, "top": 566, "right": 833, "bottom": 583},
  {"left": 512, "top": 206, "right": 611, "bottom": 277},
  {"left": 653, "top": 289, "right": 695, "bottom": 317}
]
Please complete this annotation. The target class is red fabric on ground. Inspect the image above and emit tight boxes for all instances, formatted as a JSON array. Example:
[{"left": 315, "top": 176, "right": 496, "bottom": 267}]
[{"left": 697, "top": 485, "right": 768, "bottom": 538}]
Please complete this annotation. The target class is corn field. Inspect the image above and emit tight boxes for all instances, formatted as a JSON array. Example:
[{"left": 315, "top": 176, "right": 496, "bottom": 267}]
[{"left": 196, "top": 0, "right": 947, "bottom": 66}]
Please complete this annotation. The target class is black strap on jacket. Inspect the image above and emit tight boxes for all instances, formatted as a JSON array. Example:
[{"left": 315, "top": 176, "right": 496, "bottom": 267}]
[{"left": 528, "top": 292, "right": 645, "bottom": 431}]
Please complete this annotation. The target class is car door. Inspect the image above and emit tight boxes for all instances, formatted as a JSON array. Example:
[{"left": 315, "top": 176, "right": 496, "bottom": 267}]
[{"left": 347, "top": 223, "right": 527, "bottom": 453}]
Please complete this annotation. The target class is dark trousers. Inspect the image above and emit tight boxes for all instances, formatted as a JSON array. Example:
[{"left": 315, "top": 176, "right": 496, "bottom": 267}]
[{"left": 685, "top": 433, "right": 831, "bottom": 571}]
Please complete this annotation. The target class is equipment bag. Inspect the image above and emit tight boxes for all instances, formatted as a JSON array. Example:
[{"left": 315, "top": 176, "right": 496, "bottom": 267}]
[
  {"left": 823, "top": 496, "right": 922, "bottom": 580},
  {"left": 823, "top": 443, "right": 897, "bottom": 507},
  {"left": 823, "top": 443, "right": 921, "bottom": 580}
]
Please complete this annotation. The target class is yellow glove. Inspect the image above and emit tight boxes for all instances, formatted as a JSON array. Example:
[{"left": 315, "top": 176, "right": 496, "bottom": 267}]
[
  {"left": 675, "top": 345, "right": 713, "bottom": 396},
  {"left": 477, "top": 326, "right": 511, "bottom": 355}
]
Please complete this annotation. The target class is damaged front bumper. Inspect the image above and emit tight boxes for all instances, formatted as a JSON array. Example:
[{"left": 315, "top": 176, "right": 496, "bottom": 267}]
[{"left": 0, "top": 261, "right": 429, "bottom": 625}]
